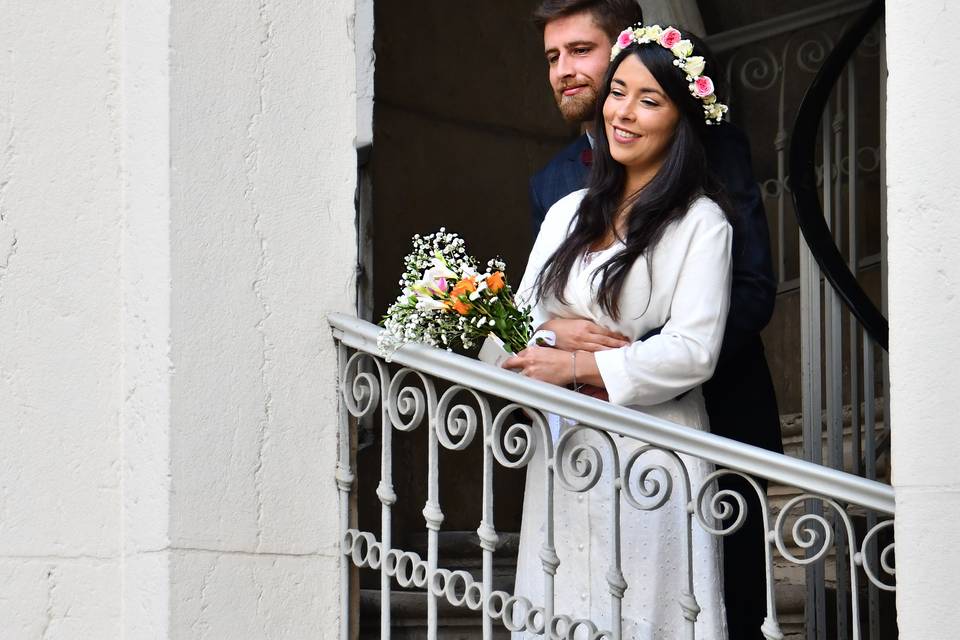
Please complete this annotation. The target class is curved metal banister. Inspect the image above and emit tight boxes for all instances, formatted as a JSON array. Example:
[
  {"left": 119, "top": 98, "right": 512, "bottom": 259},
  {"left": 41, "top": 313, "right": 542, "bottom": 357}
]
[{"left": 788, "top": 0, "right": 888, "bottom": 350}]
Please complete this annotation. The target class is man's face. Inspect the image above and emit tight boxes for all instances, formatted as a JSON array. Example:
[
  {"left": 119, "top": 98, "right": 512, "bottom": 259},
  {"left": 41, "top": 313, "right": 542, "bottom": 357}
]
[{"left": 543, "top": 12, "right": 612, "bottom": 123}]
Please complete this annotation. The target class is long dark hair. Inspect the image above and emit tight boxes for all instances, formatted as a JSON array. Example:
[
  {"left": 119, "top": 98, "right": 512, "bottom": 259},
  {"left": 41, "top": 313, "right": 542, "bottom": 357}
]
[{"left": 534, "top": 35, "right": 729, "bottom": 320}]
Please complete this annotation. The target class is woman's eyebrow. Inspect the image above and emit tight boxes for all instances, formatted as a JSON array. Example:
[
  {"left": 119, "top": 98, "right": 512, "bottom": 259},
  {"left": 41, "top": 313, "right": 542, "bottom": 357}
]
[{"left": 611, "top": 78, "right": 665, "bottom": 97}]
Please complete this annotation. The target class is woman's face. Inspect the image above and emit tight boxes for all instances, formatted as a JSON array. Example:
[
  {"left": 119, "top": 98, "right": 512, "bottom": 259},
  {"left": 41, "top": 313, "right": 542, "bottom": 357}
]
[{"left": 602, "top": 54, "right": 681, "bottom": 175}]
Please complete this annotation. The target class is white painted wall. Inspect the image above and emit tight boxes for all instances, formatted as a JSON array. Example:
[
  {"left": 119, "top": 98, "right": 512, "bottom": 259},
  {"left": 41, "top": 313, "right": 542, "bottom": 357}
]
[
  {"left": 167, "top": 0, "right": 356, "bottom": 633},
  {"left": 886, "top": 1, "right": 960, "bottom": 636},
  {"left": 356, "top": 0, "right": 376, "bottom": 148},
  {"left": 1, "top": 0, "right": 357, "bottom": 636},
  {"left": 0, "top": 1, "right": 124, "bottom": 636}
]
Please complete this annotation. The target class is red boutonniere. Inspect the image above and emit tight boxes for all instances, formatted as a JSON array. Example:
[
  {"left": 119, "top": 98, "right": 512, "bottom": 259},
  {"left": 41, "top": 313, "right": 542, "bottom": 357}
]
[{"left": 580, "top": 148, "right": 593, "bottom": 167}]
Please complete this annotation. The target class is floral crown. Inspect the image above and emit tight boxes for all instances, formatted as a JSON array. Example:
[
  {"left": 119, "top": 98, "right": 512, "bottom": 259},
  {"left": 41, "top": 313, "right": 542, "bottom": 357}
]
[{"left": 610, "top": 24, "right": 728, "bottom": 125}]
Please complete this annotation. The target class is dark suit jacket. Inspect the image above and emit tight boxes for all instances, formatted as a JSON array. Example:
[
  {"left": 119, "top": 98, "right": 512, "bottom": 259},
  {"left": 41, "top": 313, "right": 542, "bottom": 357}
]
[{"left": 529, "top": 124, "right": 783, "bottom": 455}]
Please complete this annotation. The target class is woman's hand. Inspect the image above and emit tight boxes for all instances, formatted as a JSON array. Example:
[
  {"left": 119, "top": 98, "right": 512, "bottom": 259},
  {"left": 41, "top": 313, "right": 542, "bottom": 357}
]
[
  {"left": 502, "top": 346, "right": 605, "bottom": 389},
  {"left": 539, "top": 318, "right": 630, "bottom": 352},
  {"left": 502, "top": 346, "right": 575, "bottom": 386}
]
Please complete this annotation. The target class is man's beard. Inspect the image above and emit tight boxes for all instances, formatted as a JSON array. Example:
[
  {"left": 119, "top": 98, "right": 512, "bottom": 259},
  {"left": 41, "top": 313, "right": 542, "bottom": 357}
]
[{"left": 555, "top": 84, "right": 598, "bottom": 123}]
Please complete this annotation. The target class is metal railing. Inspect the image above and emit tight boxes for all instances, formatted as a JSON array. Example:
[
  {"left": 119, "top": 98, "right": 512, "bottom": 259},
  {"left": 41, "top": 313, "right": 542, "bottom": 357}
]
[
  {"left": 788, "top": 3, "right": 889, "bottom": 638},
  {"left": 331, "top": 313, "right": 895, "bottom": 639},
  {"left": 709, "top": 3, "right": 890, "bottom": 634}
]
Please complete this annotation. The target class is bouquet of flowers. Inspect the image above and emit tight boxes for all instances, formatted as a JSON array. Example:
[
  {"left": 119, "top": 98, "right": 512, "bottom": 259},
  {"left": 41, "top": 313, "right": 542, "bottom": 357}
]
[{"left": 378, "top": 229, "right": 533, "bottom": 359}]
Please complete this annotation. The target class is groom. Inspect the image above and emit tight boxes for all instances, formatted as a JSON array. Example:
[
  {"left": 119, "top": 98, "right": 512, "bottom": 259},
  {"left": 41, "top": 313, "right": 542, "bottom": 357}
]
[{"left": 529, "top": 1, "right": 783, "bottom": 638}]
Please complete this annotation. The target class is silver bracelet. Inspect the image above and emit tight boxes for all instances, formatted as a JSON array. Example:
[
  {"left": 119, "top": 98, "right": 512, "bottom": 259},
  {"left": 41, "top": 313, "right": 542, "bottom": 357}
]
[{"left": 571, "top": 350, "right": 580, "bottom": 391}]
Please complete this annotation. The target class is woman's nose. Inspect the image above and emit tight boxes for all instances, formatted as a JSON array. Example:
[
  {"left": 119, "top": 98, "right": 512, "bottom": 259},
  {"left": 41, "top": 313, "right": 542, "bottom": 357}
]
[{"left": 615, "top": 101, "right": 635, "bottom": 121}]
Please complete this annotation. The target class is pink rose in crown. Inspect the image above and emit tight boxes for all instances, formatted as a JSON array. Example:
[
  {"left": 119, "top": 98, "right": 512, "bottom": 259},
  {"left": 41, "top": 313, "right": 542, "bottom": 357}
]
[
  {"left": 617, "top": 29, "right": 634, "bottom": 49},
  {"left": 659, "top": 27, "right": 682, "bottom": 49},
  {"left": 694, "top": 75, "right": 715, "bottom": 98}
]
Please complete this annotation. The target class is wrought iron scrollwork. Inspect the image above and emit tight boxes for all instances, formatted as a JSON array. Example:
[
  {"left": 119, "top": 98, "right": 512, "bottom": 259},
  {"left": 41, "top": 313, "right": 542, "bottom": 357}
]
[
  {"left": 490, "top": 403, "right": 547, "bottom": 468},
  {"left": 858, "top": 519, "right": 896, "bottom": 591},
  {"left": 435, "top": 385, "right": 489, "bottom": 451},
  {"left": 341, "top": 351, "right": 386, "bottom": 418},
  {"left": 386, "top": 367, "right": 434, "bottom": 432},
  {"left": 554, "top": 423, "right": 618, "bottom": 494}
]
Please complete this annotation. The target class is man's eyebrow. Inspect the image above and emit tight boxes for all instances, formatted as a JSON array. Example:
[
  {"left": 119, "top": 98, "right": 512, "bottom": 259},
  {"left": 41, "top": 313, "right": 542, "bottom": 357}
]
[
  {"left": 564, "top": 40, "right": 598, "bottom": 49},
  {"left": 544, "top": 40, "right": 597, "bottom": 55}
]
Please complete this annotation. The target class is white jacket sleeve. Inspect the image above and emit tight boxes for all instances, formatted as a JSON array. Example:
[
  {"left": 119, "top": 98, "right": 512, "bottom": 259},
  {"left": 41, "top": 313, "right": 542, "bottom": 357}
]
[{"left": 593, "top": 216, "right": 733, "bottom": 406}]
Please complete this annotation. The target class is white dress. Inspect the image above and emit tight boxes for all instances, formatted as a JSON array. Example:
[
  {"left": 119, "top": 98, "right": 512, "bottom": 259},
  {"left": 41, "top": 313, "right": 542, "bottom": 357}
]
[{"left": 511, "top": 189, "right": 732, "bottom": 640}]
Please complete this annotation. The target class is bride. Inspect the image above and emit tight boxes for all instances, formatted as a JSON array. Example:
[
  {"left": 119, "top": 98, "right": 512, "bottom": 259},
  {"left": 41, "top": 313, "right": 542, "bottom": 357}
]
[{"left": 503, "top": 24, "right": 732, "bottom": 639}]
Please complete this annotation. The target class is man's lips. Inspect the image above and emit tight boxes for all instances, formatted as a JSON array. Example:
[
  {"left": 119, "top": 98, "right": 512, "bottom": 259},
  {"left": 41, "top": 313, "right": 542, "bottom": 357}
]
[{"left": 561, "top": 85, "right": 586, "bottom": 97}]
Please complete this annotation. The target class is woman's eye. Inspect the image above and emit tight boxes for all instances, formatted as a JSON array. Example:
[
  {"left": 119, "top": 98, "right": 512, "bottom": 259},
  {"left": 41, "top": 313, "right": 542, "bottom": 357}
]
[{"left": 642, "top": 99, "right": 659, "bottom": 106}]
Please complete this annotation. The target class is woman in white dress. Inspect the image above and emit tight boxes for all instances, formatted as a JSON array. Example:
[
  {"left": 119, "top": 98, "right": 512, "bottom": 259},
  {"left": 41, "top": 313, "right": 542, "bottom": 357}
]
[{"left": 503, "top": 25, "right": 732, "bottom": 639}]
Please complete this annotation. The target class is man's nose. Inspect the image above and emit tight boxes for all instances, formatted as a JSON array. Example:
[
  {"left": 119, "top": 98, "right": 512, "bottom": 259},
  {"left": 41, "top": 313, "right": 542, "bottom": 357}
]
[{"left": 556, "top": 52, "right": 575, "bottom": 79}]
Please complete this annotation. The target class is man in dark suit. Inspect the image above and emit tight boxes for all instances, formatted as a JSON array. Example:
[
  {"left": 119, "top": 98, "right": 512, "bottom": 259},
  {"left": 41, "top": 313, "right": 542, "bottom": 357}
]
[{"left": 529, "top": 2, "right": 784, "bottom": 638}]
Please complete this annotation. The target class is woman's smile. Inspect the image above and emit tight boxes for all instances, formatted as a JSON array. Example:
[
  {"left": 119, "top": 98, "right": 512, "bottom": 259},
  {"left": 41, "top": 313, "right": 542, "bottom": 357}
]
[{"left": 611, "top": 126, "right": 641, "bottom": 142}]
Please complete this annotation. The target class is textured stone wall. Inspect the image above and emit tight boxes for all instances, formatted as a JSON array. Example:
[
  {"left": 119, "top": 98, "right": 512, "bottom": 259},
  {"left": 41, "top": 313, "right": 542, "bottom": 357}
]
[
  {"left": 886, "top": 1, "right": 960, "bottom": 636},
  {"left": 0, "top": 1, "right": 124, "bottom": 636},
  {"left": 0, "top": 0, "right": 357, "bottom": 636},
  {"left": 166, "top": 0, "right": 356, "bottom": 634}
]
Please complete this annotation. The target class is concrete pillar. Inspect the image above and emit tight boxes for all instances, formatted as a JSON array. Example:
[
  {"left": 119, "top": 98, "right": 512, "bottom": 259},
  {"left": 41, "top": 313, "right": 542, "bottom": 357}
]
[
  {"left": 886, "top": 1, "right": 960, "bottom": 636},
  {"left": 1, "top": 0, "right": 357, "bottom": 636}
]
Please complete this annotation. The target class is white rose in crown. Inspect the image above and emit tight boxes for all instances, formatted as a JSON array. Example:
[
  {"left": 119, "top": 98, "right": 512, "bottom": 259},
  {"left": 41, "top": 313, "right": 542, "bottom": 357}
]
[
  {"left": 671, "top": 39, "right": 694, "bottom": 58},
  {"left": 683, "top": 56, "right": 706, "bottom": 77}
]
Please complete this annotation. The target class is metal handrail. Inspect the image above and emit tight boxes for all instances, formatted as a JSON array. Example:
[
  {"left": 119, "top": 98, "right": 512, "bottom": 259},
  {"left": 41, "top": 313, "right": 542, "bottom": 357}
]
[
  {"left": 789, "top": 0, "right": 888, "bottom": 350},
  {"left": 329, "top": 313, "right": 894, "bottom": 515}
]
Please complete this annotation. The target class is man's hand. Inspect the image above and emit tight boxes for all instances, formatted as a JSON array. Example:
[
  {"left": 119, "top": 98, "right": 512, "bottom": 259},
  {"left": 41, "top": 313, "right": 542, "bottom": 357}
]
[{"left": 539, "top": 318, "right": 630, "bottom": 352}]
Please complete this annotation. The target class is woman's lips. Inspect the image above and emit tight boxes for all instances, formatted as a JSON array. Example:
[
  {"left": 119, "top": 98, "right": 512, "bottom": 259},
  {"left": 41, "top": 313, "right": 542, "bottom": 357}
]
[{"left": 611, "top": 126, "right": 641, "bottom": 143}]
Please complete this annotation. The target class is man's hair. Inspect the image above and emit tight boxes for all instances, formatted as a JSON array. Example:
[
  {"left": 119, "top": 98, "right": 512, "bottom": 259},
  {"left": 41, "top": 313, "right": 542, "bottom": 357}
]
[{"left": 533, "top": 0, "right": 644, "bottom": 41}]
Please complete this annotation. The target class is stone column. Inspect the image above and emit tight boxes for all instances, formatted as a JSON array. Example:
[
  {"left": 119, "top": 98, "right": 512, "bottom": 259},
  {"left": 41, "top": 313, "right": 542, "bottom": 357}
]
[
  {"left": 886, "top": 1, "right": 960, "bottom": 636},
  {"left": 1, "top": 0, "right": 358, "bottom": 636}
]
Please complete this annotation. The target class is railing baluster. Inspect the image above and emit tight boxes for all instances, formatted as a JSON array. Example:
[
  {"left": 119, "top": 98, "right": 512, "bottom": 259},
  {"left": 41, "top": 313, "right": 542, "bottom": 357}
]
[
  {"left": 336, "top": 343, "right": 355, "bottom": 640},
  {"left": 375, "top": 361, "right": 395, "bottom": 638},
  {"left": 478, "top": 402, "right": 497, "bottom": 640},
  {"left": 542, "top": 425, "right": 559, "bottom": 631},
  {"left": 799, "top": 247, "right": 820, "bottom": 640},
  {"left": 422, "top": 379, "right": 441, "bottom": 640},
  {"left": 814, "top": 102, "right": 832, "bottom": 640},
  {"left": 608, "top": 442, "right": 625, "bottom": 640},
  {"left": 863, "top": 339, "right": 879, "bottom": 639},
  {"left": 847, "top": 60, "right": 862, "bottom": 479},
  {"left": 829, "top": 78, "right": 851, "bottom": 640},
  {"left": 776, "top": 44, "right": 790, "bottom": 285},
  {"left": 679, "top": 461, "right": 696, "bottom": 640}
]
